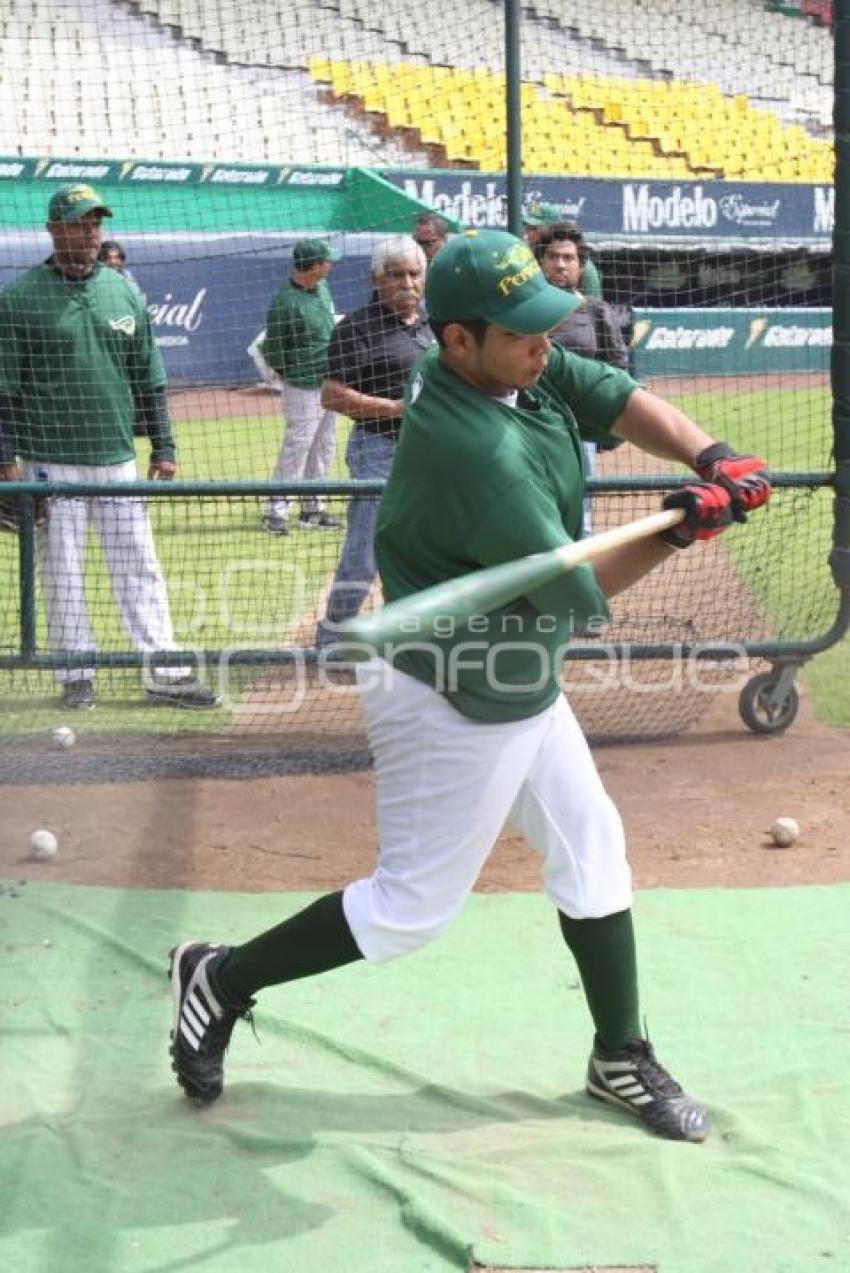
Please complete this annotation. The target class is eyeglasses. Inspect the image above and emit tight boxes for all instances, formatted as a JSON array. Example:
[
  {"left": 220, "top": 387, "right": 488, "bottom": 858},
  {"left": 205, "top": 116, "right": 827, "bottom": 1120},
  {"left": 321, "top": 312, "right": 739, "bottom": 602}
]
[{"left": 414, "top": 237, "right": 440, "bottom": 247}]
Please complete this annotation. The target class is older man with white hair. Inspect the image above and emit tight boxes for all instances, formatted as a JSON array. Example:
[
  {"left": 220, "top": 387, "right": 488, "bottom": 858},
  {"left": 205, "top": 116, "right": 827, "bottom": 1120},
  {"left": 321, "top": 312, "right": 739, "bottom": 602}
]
[{"left": 316, "top": 235, "right": 433, "bottom": 648}]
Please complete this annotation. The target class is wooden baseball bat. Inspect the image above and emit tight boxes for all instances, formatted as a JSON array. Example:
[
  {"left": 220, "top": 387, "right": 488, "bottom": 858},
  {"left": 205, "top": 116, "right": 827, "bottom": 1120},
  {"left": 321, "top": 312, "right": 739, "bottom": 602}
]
[{"left": 337, "top": 507, "right": 684, "bottom": 650}]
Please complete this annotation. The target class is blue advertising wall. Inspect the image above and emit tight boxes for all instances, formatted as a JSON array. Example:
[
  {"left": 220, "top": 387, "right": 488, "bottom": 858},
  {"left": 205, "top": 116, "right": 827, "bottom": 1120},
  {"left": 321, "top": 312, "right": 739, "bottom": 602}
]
[
  {"left": 383, "top": 171, "right": 834, "bottom": 244},
  {"left": 0, "top": 231, "right": 382, "bottom": 387}
]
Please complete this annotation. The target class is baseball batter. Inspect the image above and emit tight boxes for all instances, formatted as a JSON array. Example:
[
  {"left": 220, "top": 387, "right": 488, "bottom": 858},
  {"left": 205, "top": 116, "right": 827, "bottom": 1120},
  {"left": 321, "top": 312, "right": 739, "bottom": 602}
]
[
  {"left": 169, "top": 231, "right": 770, "bottom": 1143},
  {"left": 0, "top": 183, "right": 217, "bottom": 711}
]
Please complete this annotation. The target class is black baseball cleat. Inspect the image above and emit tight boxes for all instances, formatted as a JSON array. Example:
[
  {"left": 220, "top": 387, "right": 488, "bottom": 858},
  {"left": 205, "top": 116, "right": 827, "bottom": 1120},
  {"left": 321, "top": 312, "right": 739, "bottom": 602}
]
[
  {"left": 169, "top": 941, "right": 255, "bottom": 1105},
  {"left": 298, "top": 510, "right": 342, "bottom": 530},
  {"left": 586, "top": 1037, "right": 710, "bottom": 1142},
  {"left": 61, "top": 678, "right": 95, "bottom": 710},
  {"left": 146, "top": 677, "right": 219, "bottom": 710},
  {"left": 261, "top": 514, "right": 289, "bottom": 536}
]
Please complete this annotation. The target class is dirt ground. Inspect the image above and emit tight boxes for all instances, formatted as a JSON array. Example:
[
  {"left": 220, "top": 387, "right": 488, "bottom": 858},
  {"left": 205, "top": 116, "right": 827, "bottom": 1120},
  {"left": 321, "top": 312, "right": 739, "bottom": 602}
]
[{"left": 2, "top": 686, "right": 847, "bottom": 894}]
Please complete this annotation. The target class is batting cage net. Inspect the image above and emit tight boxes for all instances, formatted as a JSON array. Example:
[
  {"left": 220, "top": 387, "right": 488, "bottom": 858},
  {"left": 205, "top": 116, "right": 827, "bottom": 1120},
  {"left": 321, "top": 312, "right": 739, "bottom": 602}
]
[{"left": 0, "top": 0, "right": 843, "bottom": 779}]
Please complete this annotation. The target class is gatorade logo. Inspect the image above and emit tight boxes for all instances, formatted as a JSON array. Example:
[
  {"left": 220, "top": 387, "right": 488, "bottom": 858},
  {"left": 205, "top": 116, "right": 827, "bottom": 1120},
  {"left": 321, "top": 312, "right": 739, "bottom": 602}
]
[
  {"left": 746, "top": 318, "right": 769, "bottom": 348},
  {"left": 286, "top": 170, "right": 345, "bottom": 186},
  {"left": 761, "top": 324, "right": 831, "bottom": 347},
  {"left": 207, "top": 167, "right": 270, "bottom": 185},
  {"left": 645, "top": 326, "right": 734, "bottom": 350},
  {"left": 130, "top": 165, "right": 193, "bottom": 182},
  {"left": 630, "top": 320, "right": 652, "bottom": 348}
]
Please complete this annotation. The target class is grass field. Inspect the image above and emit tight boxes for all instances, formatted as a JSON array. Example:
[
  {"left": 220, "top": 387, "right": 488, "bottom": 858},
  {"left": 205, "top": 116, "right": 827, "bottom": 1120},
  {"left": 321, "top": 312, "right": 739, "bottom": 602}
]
[
  {"left": 669, "top": 382, "right": 849, "bottom": 726},
  {"left": 1, "top": 382, "right": 848, "bottom": 738},
  {"left": 0, "top": 411, "right": 353, "bottom": 737}
]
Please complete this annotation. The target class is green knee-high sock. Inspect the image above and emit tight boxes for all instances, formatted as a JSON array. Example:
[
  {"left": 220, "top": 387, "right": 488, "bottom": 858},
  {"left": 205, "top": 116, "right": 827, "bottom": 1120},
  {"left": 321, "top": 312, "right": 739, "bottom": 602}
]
[
  {"left": 217, "top": 890, "right": 363, "bottom": 1001},
  {"left": 558, "top": 908, "right": 641, "bottom": 1052}
]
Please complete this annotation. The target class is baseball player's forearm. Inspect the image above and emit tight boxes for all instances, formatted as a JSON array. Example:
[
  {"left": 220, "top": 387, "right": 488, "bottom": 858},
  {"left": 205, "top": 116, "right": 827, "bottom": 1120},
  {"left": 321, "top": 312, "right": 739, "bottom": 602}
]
[
  {"left": 613, "top": 388, "right": 714, "bottom": 467},
  {"left": 591, "top": 534, "right": 675, "bottom": 599},
  {"left": 137, "top": 387, "right": 176, "bottom": 461},
  {"left": 320, "top": 379, "right": 402, "bottom": 420}
]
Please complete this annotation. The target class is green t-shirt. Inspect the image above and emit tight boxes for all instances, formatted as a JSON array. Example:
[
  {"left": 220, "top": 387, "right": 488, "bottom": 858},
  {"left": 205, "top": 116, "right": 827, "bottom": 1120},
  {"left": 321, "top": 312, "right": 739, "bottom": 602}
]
[
  {"left": 262, "top": 277, "right": 336, "bottom": 389},
  {"left": 0, "top": 262, "right": 166, "bottom": 466},
  {"left": 581, "top": 256, "right": 603, "bottom": 298},
  {"left": 374, "top": 342, "right": 638, "bottom": 722}
]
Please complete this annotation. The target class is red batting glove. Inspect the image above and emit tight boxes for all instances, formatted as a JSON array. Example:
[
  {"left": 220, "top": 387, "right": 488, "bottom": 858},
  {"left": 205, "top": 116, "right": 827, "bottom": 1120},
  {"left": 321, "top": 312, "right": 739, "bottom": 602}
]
[
  {"left": 660, "top": 482, "right": 734, "bottom": 549},
  {"left": 694, "top": 442, "right": 771, "bottom": 523}
]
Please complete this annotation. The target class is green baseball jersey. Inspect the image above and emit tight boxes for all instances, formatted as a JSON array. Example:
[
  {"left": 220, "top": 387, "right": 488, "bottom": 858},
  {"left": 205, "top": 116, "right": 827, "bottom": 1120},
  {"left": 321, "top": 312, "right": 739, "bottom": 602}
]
[
  {"left": 581, "top": 256, "right": 603, "bottom": 298},
  {"left": 374, "top": 342, "right": 638, "bottom": 722},
  {"left": 0, "top": 262, "right": 167, "bottom": 466},
  {"left": 262, "top": 277, "right": 335, "bottom": 389}
]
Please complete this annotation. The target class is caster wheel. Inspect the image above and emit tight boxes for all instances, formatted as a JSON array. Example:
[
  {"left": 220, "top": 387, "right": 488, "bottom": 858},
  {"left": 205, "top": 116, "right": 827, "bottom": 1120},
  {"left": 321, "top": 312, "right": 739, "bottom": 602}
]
[{"left": 738, "top": 672, "right": 799, "bottom": 735}]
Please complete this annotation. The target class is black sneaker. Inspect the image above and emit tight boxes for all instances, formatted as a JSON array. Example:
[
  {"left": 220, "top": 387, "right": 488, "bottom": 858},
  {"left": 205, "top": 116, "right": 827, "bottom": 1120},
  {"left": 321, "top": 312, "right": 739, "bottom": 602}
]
[
  {"left": 261, "top": 514, "right": 289, "bottom": 536},
  {"left": 298, "top": 510, "right": 342, "bottom": 530},
  {"left": 145, "top": 677, "right": 219, "bottom": 710},
  {"left": 61, "top": 678, "right": 95, "bottom": 711},
  {"left": 586, "top": 1037, "right": 710, "bottom": 1142},
  {"left": 169, "top": 941, "right": 255, "bottom": 1105}
]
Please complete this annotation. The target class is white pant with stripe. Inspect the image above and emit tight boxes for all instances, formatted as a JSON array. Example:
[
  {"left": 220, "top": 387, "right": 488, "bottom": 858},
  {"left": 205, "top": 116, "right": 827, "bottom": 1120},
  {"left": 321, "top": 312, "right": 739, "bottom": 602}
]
[
  {"left": 266, "top": 381, "right": 336, "bottom": 520},
  {"left": 343, "top": 661, "right": 632, "bottom": 962},
  {"left": 24, "top": 459, "right": 189, "bottom": 684}
]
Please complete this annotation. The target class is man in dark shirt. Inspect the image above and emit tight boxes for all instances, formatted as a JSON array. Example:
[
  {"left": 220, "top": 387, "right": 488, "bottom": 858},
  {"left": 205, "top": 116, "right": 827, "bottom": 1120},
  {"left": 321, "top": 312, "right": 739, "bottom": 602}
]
[
  {"left": 412, "top": 212, "right": 450, "bottom": 262},
  {"left": 316, "top": 236, "right": 432, "bottom": 648},
  {"left": 535, "top": 223, "right": 626, "bottom": 367},
  {"left": 535, "top": 222, "right": 629, "bottom": 532}
]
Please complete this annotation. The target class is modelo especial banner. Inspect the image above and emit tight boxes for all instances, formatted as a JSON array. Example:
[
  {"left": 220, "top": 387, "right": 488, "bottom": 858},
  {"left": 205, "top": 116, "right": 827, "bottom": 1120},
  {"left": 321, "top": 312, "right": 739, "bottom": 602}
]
[{"left": 384, "top": 171, "right": 834, "bottom": 243}]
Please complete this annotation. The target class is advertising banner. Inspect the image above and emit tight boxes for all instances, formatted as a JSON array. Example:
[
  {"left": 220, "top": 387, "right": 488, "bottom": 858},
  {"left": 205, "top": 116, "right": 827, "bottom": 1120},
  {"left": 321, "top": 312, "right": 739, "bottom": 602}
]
[
  {"left": 383, "top": 171, "right": 834, "bottom": 244},
  {"left": 0, "top": 159, "right": 835, "bottom": 243},
  {"left": 631, "top": 308, "right": 832, "bottom": 376}
]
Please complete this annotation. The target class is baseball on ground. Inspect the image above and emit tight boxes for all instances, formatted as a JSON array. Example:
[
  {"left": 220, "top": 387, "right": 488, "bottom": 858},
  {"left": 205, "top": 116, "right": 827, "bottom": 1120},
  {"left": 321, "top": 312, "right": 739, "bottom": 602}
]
[
  {"left": 51, "top": 725, "right": 75, "bottom": 749},
  {"left": 769, "top": 816, "right": 799, "bottom": 848},
  {"left": 28, "top": 829, "right": 58, "bottom": 861}
]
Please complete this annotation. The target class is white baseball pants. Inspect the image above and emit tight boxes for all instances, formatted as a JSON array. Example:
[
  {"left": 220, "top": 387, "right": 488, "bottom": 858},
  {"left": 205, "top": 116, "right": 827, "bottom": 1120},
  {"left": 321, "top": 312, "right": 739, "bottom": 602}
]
[
  {"left": 24, "top": 459, "right": 189, "bottom": 684},
  {"left": 266, "top": 382, "right": 336, "bottom": 520},
  {"left": 343, "top": 661, "right": 632, "bottom": 963}
]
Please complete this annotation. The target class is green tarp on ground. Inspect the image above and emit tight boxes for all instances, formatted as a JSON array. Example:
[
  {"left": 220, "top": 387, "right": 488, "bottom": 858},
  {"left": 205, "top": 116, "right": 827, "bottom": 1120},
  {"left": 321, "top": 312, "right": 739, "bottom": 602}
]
[{"left": 2, "top": 883, "right": 848, "bottom": 1272}]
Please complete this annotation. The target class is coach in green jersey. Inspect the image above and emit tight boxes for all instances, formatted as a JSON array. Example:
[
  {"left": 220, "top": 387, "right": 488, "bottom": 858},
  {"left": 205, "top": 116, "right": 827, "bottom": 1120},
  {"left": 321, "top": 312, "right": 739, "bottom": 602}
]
[
  {"left": 260, "top": 237, "right": 342, "bottom": 534},
  {"left": 0, "top": 183, "right": 216, "bottom": 711},
  {"left": 166, "top": 231, "right": 770, "bottom": 1150}
]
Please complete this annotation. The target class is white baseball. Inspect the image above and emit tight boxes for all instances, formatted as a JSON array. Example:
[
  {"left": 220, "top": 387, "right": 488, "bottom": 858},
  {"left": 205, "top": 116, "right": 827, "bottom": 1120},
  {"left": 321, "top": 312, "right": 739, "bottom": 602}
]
[
  {"left": 51, "top": 725, "right": 75, "bottom": 749},
  {"left": 28, "top": 829, "right": 58, "bottom": 861},
  {"left": 770, "top": 816, "right": 799, "bottom": 848}
]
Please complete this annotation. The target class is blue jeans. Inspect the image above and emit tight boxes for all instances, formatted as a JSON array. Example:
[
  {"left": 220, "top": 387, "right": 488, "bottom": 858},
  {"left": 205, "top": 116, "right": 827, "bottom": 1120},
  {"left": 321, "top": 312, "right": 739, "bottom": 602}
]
[
  {"left": 316, "top": 427, "right": 396, "bottom": 647},
  {"left": 582, "top": 440, "right": 597, "bottom": 535}
]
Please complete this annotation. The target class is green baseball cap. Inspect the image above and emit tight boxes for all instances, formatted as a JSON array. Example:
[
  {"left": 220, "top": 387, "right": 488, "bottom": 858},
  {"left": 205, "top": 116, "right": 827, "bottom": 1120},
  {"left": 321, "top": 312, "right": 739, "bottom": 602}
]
[
  {"left": 292, "top": 238, "right": 342, "bottom": 269},
  {"left": 522, "top": 201, "right": 560, "bottom": 226},
  {"left": 47, "top": 183, "right": 113, "bottom": 223},
  {"left": 424, "top": 229, "right": 580, "bottom": 334}
]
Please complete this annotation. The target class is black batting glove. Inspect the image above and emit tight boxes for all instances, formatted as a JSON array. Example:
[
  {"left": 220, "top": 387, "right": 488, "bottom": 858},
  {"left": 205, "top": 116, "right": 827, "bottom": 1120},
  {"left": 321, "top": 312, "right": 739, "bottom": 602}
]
[
  {"left": 694, "top": 442, "right": 771, "bottom": 523},
  {"left": 660, "top": 482, "right": 734, "bottom": 549}
]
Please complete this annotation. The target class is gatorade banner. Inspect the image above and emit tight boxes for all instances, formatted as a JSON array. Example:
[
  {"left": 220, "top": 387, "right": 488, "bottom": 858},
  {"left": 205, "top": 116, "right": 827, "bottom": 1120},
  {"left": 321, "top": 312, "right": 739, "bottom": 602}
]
[{"left": 631, "top": 308, "right": 831, "bottom": 376}]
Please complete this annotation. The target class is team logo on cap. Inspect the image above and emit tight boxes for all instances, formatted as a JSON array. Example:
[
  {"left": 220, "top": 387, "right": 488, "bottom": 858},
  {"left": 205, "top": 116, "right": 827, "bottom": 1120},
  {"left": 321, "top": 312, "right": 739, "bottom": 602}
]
[
  {"left": 493, "top": 243, "right": 540, "bottom": 297},
  {"left": 65, "top": 185, "right": 101, "bottom": 205}
]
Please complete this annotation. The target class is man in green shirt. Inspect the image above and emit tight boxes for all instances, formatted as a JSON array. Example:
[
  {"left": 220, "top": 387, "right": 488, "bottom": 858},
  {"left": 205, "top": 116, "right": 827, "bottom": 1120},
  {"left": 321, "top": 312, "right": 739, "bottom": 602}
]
[
  {"left": 260, "top": 238, "right": 342, "bottom": 535},
  {"left": 167, "top": 231, "right": 770, "bottom": 1146},
  {"left": 0, "top": 183, "right": 217, "bottom": 711}
]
